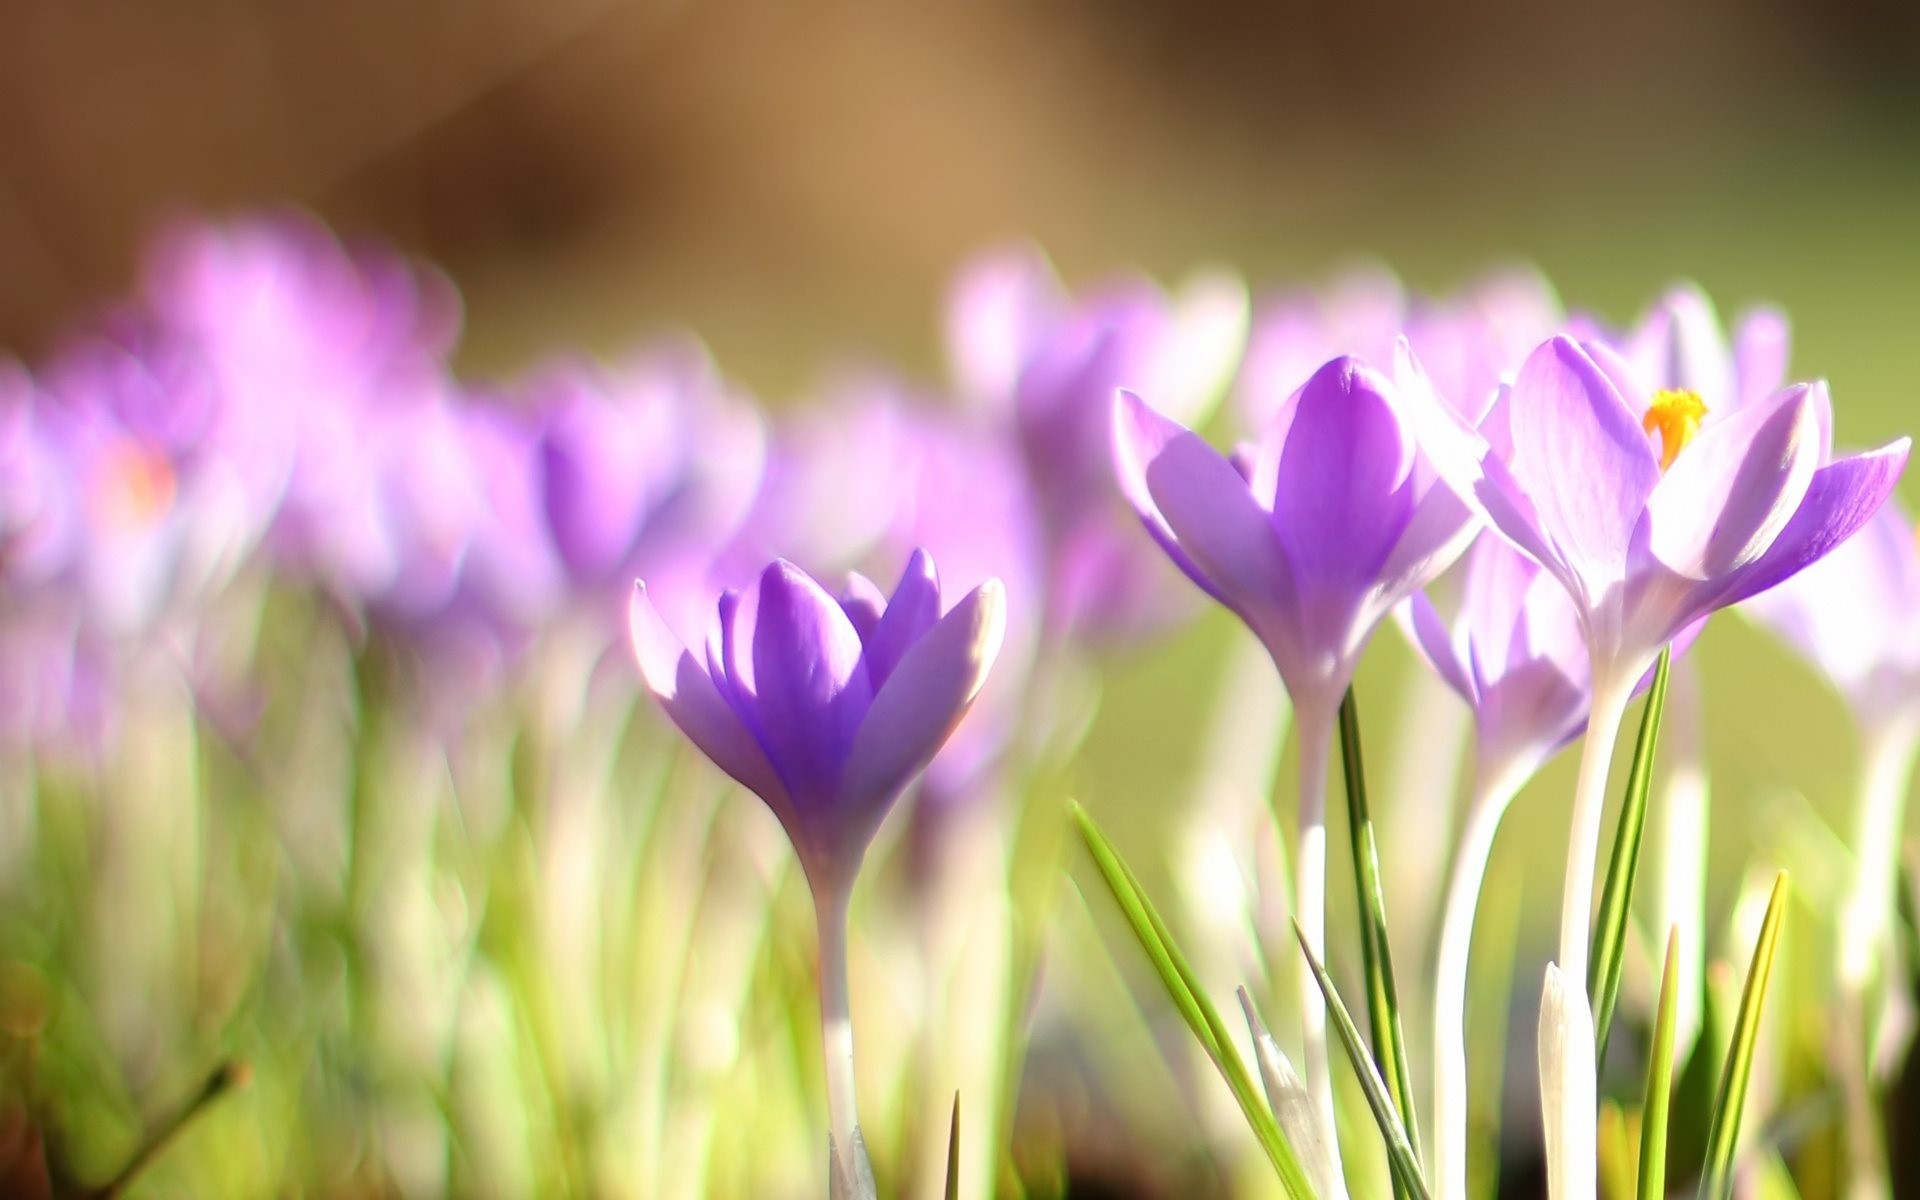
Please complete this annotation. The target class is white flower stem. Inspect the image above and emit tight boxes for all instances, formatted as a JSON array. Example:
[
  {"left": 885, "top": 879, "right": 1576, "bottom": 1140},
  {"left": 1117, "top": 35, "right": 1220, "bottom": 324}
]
[
  {"left": 815, "top": 883, "right": 875, "bottom": 1200},
  {"left": 1557, "top": 673, "right": 1635, "bottom": 999},
  {"left": 1432, "top": 763, "right": 1526, "bottom": 1200},
  {"left": 1293, "top": 702, "right": 1347, "bottom": 1187},
  {"left": 1835, "top": 715, "right": 1919, "bottom": 1200}
]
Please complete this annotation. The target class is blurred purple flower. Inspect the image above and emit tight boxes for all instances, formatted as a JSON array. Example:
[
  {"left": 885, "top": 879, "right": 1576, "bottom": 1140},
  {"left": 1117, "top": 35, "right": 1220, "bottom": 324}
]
[
  {"left": 1749, "top": 501, "right": 1920, "bottom": 729},
  {"left": 946, "top": 244, "right": 1248, "bottom": 641},
  {"left": 1238, "top": 266, "right": 1560, "bottom": 433},
  {"left": 532, "top": 339, "right": 766, "bottom": 610},
  {"left": 629, "top": 549, "right": 1005, "bottom": 891}
]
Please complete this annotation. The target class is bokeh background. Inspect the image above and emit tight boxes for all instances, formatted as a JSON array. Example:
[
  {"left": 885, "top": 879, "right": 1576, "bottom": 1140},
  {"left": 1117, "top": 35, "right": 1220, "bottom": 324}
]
[{"left": 4, "top": 1, "right": 1920, "bottom": 1196}]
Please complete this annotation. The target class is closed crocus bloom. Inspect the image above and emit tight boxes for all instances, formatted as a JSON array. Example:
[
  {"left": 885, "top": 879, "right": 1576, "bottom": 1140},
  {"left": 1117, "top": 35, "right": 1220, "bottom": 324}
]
[
  {"left": 1407, "top": 332, "right": 1910, "bottom": 993},
  {"left": 628, "top": 550, "right": 1004, "bottom": 1198},
  {"left": 1406, "top": 533, "right": 1591, "bottom": 1200},
  {"left": 1113, "top": 354, "right": 1480, "bottom": 1172}
]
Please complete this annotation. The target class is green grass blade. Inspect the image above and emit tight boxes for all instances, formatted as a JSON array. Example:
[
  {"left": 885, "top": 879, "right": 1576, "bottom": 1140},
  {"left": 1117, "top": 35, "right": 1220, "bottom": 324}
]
[
  {"left": 1640, "top": 927, "right": 1681, "bottom": 1200},
  {"left": 944, "top": 1092, "right": 962, "bottom": 1200},
  {"left": 1697, "top": 871, "right": 1790, "bottom": 1200},
  {"left": 1591, "top": 646, "right": 1673, "bottom": 1063},
  {"left": 1071, "top": 803, "right": 1319, "bottom": 1199},
  {"left": 1336, "top": 687, "right": 1423, "bottom": 1180},
  {"left": 1294, "top": 920, "right": 1433, "bottom": 1200}
]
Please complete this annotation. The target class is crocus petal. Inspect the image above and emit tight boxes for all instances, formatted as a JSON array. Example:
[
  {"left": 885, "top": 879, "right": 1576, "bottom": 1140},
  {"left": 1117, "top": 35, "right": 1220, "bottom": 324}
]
[
  {"left": 1734, "top": 309, "right": 1789, "bottom": 410},
  {"left": 1404, "top": 591, "right": 1474, "bottom": 702},
  {"left": 1272, "top": 357, "right": 1416, "bottom": 586},
  {"left": 748, "top": 561, "right": 873, "bottom": 800},
  {"left": 945, "top": 244, "right": 1059, "bottom": 404},
  {"left": 864, "top": 547, "right": 941, "bottom": 688},
  {"left": 1394, "top": 343, "right": 1571, "bottom": 587},
  {"left": 839, "top": 580, "right": 1006, "bottom": 831},
  {"left": 1644, "top": 384, "right": 1818, "bottom": 579},
  {"left": 629, "top": 582, "right": 791, "bottom": 813},
  {"left": 1508, "top": 336, "right": 1662, "bottom": 601},
  {"left": 1134, "top": 269, "right": 1249, "bottom": 426},
  {"left": 839, "top": 572, "right": 886, "bottom": 643},
  {"left": 1717, "top": 439, "right": 1912, "bottom": 608},
  {"left": 1113, "top": 389, "right": 1292, "bottom": 614},
  {"left": 1634, "top": 284, "right": 1731, "bottom": 402}
]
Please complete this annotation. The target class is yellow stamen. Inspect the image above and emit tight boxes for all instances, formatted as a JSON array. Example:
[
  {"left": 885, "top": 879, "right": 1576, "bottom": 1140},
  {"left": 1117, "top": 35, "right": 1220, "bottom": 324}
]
[{"left": 1642, "top": 389, "right": 1708, "bottom": 472}]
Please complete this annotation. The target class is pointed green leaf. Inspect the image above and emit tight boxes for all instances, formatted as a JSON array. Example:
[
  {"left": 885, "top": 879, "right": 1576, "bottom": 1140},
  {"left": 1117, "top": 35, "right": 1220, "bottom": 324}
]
[
  {"left": 1697, "top": 871, "right": 1790, "bottom": 1200},
  {"left": 1072, "top": 803, "right": 1319, "bottom": 1199},
  {"left": 1640, "top": 928, "right": 1680, "bottom": 1200},
  {"left": 1592, "top": 646, "right": 1673, "bottom": 1062},
  {"left": 1337, "top": 686, "right": 1423, "bottom": 1191},
  {"left": 944, "top": 1092, "right": 962, "bottom": 1200},
  {"left": 1294, "top": 920, "right": 1433, "bottom": 1200}
]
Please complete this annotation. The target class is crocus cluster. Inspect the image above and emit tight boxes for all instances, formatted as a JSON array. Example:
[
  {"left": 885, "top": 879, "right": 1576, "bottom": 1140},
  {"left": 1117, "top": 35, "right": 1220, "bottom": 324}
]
[{"left": 3, "top": 211, "right": 1914, "bottom": 1200}]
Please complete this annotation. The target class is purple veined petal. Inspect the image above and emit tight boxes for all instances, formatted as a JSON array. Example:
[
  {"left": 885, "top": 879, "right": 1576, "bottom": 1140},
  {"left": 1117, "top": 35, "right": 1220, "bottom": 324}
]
[
  {"left": 863, "top": 548, "right": 941, "bottom": 689},
  {"left": 1508, "top": 336, "right": 1662, "bottom": 598},
  {"left": 1643, "top": 384, "right": 1820, "bottom": 580},
  {"left": 1583, "top": 339, "right": 1654, "bottom": 422},
  {"left": 1404, "top": 590, "right": 1475, "bottom": 702},
  {"left": 1112, "top": 389, "right": 1237, "bottom": 606},
  {"left": 839, "top": 579, "right": 1007, "bottom": 833},
  {"left": 840, "top": 572, "right": 886, "bottom": 643},
  {"left": 1392, "top": 341, "right": 1574, "bottom": 592},
  {"left": 1801, "top": 378, "right": 1835, "bottom": 464},
  {"left": 1715, "top": 438, "right": 1912, "bottom": 609},
  {"left": 1733, "top": 308, "right": 1790, "bottom": 411},
  {"left": 748, "top": 561, "right": 874, "bottom": 802},
  {"left": 629, "top": 582, "right": 794, "bottom": 816},
  {"left": 945, "top": 243, "right": 1062, "bottom": 405},
  {"left": 1463, "top": 534, "right": 1542, "bottom": 675},
  {"left": 1272, "top": 357, "right": 1417, "bottom": 587},
  {"left": 1630, "top": 284, "right": 1731, "bottom": 404},
  {"left": 1113, "top": 389, "right": 1296, "bottom": 619}
]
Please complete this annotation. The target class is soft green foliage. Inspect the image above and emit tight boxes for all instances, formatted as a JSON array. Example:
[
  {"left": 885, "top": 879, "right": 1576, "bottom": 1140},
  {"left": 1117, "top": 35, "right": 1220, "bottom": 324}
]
[
  {"left": 1070, "top": 803, "right": 1319, "bottom": 1198},
  {"left": 1293, "top": 922, "right": 1431, "bottom": 1200},
  {"left": 1641, "top": 929, "right": 1681, "bottom": 1200},
  {"left": 1698, "top": 872, "right": 1791, "bottom": 1200},
  {"left": 1592, "top": 647, "right": 1673, "bottom": 1062},
  {"left": 1336, "top": 686, "right": 1422, "bottom": 1190}
]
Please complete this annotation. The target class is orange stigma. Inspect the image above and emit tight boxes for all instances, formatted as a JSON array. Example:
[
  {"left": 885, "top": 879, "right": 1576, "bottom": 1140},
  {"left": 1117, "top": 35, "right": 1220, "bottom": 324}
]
[
  {"left": 92, "top": 440, "right": 177, "bottom": 532},
  {"left": 1642, "top": 389, "right": 1708, "bottom": 472}
]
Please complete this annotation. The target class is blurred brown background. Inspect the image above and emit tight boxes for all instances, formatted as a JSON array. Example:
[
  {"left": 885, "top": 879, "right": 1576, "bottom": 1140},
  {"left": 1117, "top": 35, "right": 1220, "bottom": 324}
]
[{"left": 5, "top": 0, "right": 1920, "bottom": 390}]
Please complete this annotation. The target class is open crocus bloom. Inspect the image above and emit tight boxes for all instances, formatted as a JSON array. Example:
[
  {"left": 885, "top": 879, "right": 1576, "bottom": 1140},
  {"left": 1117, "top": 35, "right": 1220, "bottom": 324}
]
[
  {"left": 628, "top": 549, "right": 1005, "bottom": 893},
  {"left": 1409, "top": 334, "right": 1908, "bottom": 692}
]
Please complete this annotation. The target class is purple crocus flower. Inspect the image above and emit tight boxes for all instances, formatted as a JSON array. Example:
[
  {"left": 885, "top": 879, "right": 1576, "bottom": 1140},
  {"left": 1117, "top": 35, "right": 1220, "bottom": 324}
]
[
  {"left": 628, "top": 550, "right": 1005, "bottom": 1197},
  {"left": 1404, "top": 329, "right": 1911, "bottom": 1003},
  {"left": 1404, "top": 530, "right": 1684, "bottom": 1200},
  {"left": 1238, "top": 267, "right": 1560, "bottom": 434},
  {"left": 533, "top": 339, "right": 766, "bottom": 611},
  {"left": 1113, "top": 353, "right": 1480, "bottom": 1167}
]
